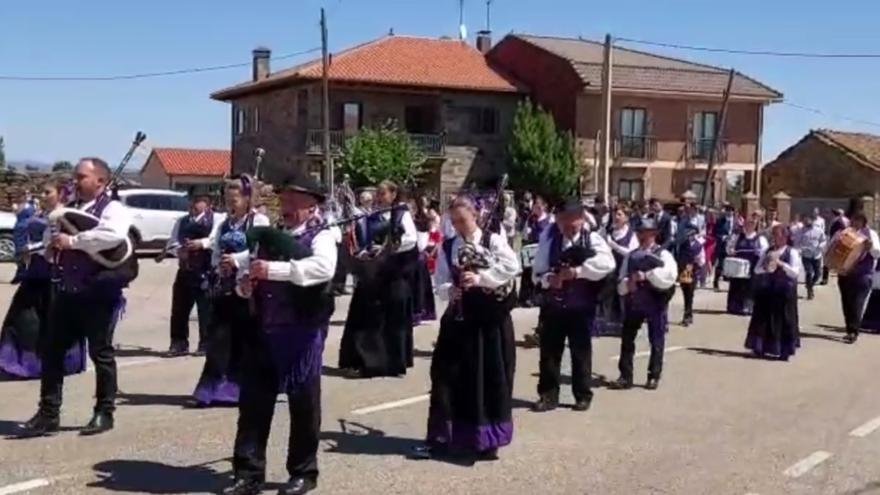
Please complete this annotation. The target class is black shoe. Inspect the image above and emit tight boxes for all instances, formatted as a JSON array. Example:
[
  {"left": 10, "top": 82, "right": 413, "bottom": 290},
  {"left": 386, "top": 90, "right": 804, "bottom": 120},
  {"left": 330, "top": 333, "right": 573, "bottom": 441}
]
[
  {"left": 476, "top": 448, "right": 499, "bottom": 461},
  {"left": 22, "top": 413, "right": 59, "bottom": 436},
  {"left": 166, "top": 341, "right": 189, "bottom": 357},
  {"left": 523, "top": 333, "right": 540, "bottom": 348},
  {"left": 844, "top": 333, "right": 859, "bottom": 344},
  {"left": 572, "top": 399, "right": 592, "bottom": 412},
  {"left": 343, "top": 368, "right": 362, "bottom": 379},
  {"left": 80, "top": 412, "right": 114, "bottom": 436},
  {"left": 531, "top": 397, "right": 558, "bottom": 412},
  {"left": 278, "top": 477, "right": 317, "bottom": 495},
  {"left": 221, "top": 478, "right": 263, "bottom": 495},
  {"left": 645, "top": 378, "right": 660, "bottom": 390},
  {"left": 194, "top": 342, "right": 208, "bottom": 356},
  {"left": 611, "top": 377, "right": 633, "bottom": 390}
]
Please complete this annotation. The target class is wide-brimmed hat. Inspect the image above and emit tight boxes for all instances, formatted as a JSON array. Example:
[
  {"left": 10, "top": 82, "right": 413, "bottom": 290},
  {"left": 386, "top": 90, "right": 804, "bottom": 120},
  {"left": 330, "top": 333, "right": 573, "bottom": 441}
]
[
  {"left": 278, "top": 171, "right": 326, "bottom": 201},
  {"left": 636, "top": 215, "right": 660, "bottom": 232},
  {"left": 555, "top": 198, "right": 585, "bottom": 216}
]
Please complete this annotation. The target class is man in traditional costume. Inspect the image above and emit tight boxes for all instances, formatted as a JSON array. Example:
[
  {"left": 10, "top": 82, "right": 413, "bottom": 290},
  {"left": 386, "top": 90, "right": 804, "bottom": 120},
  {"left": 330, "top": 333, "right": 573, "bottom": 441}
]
[
  {"left": 612, "top": 217, "right": 678, "bottom": 390},
  {"left": 834, "top": 213, "right": 880, "bottom": 344},
  {"left": 531, "top": 199, "right": 615, "bottom": 412},
  {"left": 675, "top": 224, "right": 705, "bottom": 327}
]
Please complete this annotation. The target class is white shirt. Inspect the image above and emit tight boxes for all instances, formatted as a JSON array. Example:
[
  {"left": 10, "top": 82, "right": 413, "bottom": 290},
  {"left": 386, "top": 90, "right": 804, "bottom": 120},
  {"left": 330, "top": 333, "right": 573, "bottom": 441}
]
[
  {"left": 814, "top": 216, "right": 826, "bottom": 232},
  {"left": 441, "top": 212, "right": 456, "bottom": 240},
  {"left": 754, "top": 246, "right": 802, "bottom": 280},
  {"left": 617, "top": 245, "right": 679, "bottom": 295},
  {"left": 607, "top": 225, "right": 639, "bottom": 257},
  {"left": 383, "top": 209, "right": 418, "bottom": 253},
  {"left": 503, "top": 206, "right": 517, "bottom": 238},
  {"left": 262, "top": 224, "right": 338, "bottom": 287},
  {"left": 45, "top": 196, "right": 132, "bottom": 259},
  {"left": 726, "top": 231, "right": 769, "bottom": 257},
  {"left": 532, "top": 229, "right": 616, "bottom": 288},
  {"left": 434, "top": 228, "right": 521, "bottom": 300},
  {"left": 210, "top": 211, "right": 270, "bottom": 269}
]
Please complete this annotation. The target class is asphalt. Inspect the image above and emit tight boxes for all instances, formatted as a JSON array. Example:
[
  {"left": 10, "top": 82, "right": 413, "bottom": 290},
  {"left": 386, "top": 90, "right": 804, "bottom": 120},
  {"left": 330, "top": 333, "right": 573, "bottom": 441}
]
[{"left": 0, "top": 261, "right": 879, "bottom": 495}]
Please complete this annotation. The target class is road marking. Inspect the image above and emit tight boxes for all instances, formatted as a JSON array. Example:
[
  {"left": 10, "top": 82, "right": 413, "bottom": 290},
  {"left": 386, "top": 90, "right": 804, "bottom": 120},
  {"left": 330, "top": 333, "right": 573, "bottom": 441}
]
[
  {"left": 849, "top": 415, "right": 880, "bottom": 437},
  {"left": 783, "top": 451, "right": 832, "bottom": 478},
  {"left": 610, "top": 346, "right": 684, "bottom": 361},
  {"left": 0, "top": 478, "right": 51, "bottom": 495},
  {"left": 351, "top": 394, "right": 430, "bottom": 415}
]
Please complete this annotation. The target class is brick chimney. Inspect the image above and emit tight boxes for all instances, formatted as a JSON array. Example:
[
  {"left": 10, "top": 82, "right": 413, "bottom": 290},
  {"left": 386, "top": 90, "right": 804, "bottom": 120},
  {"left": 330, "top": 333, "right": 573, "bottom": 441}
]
[
  {"left": 252, "top": 47, "right": 271, "bottom": 81},
  {"left": 476, "top": 30, "right": 492, "bottom": 54}
]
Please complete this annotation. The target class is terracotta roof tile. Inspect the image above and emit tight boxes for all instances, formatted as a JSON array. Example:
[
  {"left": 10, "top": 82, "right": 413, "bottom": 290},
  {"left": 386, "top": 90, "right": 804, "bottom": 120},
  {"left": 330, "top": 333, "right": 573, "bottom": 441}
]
[
  {"left": 815, "top": 129, "right": 880, "bottom": 169},
  {"left": 212, "top": 35, "right": 521, "bottom": 100},
  {"left": 151, "top": 148, "right": 231, "bottom": 176}
]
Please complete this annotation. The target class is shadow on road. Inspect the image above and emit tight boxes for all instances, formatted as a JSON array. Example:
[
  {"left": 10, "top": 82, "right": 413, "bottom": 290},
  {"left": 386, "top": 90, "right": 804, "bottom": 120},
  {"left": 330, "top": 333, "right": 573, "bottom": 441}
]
[
  {"left": 693, "top": 308, "right": 728, "bottom": 316},
  {"left": 117, "top": 392, "right": 196, "bottom": 408},
  {"left": 412, "top": 348, "right": 434, "bottom": 359},
  {"left": 843, "top": 480, "right": 880, "bottom": 495},
  {"left": 88, "top": 459, "right": 265, "bottom": 494},
  {"left": 688, "top": 347, "right": 756, "bottom": 360},
  {"left": 528, "top": 372, "right": 614, "bottom": 389},
  {"left": 814, "top": 323, "right": 847, "bottom": 334},
  {"left": 799, "top": 331, "right": 846, "bottom": 343},
  {"left": 114, "top": 346, "right": 169, "bottom": 358},
  {"left": 321, "top": 365, "right": 350, "bottom": 378}
]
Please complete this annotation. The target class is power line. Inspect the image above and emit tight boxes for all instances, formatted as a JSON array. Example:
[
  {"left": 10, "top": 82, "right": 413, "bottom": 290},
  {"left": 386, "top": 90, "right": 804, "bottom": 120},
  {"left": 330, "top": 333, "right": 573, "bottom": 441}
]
[
  {"left": 615, "top": 37, "right": 880, "bottom": 59},
  {"left": 0, "top": 47, "right": 322, "bottom": 81},
  {"left": 782, "top": 102, "right": 880, "bottom": 128}
]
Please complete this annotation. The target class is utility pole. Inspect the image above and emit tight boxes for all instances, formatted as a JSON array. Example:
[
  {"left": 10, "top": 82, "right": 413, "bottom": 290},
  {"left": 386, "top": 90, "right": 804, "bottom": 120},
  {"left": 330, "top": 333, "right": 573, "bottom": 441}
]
[
  {"left": 321, "top": 8, "right": 333, "bottom": 193},
  {"left": 700, "top": 68, "right": 735, "bottom": 207},
  {"left": 599, "top": 33, "right": 613, "bottom": 201}
]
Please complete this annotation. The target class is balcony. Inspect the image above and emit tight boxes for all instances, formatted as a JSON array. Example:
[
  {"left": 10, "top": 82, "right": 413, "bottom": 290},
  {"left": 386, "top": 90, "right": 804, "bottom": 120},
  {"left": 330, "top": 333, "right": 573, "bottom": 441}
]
[
  {"left": 306, "top": 129, "right": 446, "bottom": 157},
  {"left": 613, "top": 135, "right": 657, "bottom": 160},
  {"left": 688, "top": 138, "right": 728, "bottom": 163}
]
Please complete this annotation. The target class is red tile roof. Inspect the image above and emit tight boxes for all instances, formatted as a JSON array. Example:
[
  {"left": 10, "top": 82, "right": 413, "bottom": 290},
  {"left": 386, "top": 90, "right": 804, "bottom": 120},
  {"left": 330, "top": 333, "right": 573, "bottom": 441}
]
[
  {"left": 149, "top": 148, "right": 231, "bottom": 176},
  {"left": 212, "top": 35, "right": 521, "bottom": 100},
  {"left": 814, "top": 129, "right": 880, "bottom": 170}
]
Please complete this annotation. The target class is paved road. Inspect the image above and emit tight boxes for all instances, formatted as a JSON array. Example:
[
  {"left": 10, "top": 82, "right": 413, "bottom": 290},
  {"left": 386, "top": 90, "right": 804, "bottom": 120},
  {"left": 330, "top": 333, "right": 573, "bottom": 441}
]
[{"left": 0, "top": 261, "right": 878, "bottom": 495}]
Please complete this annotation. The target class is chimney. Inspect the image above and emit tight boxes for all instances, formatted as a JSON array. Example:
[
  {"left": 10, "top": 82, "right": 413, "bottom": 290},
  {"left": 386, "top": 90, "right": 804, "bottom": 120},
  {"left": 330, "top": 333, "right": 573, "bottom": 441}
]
[
  {"left": 252, "top": 47, "right": 271, "bottom": 81},
  {"left": 476, "top": 30, "right": 492, "bottom": 54}
]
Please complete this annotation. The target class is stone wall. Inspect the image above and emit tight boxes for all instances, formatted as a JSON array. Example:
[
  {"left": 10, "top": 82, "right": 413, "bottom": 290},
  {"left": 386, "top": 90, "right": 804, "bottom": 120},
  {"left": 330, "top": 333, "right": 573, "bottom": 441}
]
[{"left": 0, "top": 170, "right": 65, "bottom": 211}]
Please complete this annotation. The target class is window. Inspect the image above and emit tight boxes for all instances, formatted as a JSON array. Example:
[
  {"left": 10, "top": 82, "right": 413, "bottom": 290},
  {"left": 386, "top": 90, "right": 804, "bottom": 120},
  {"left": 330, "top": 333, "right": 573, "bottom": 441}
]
[
  {"left": 690, "top": 180, "right": 706, "bottom": 200},
  {"left": 692, "top": 111, "right": 717, "bottom": 160},
  {"left": 124, "top": 194, "right": 188, "bottom": 211},
  {"left": 253, "top": 107, "right": 261, "bottom": 134},
  {"left": 296, "top": 90, "right": 309, "bottom": 126},
  {"left": 307, "top": 161, "right": 323, "bottom": 182},
  {"left": 342, "top": 102, "right": 362, "bottom": 133},
  {"left": 619, "top": 107, "right": 647, "bottom": 158},
  {"left": 617, "top": 179, "right": 644, "bottom": 201},
  {"left": 235, "top": 108, "right": 246, "bottom": 135},
  {"left": 448, "top": 106, "right": 499, "bottom": 135}
]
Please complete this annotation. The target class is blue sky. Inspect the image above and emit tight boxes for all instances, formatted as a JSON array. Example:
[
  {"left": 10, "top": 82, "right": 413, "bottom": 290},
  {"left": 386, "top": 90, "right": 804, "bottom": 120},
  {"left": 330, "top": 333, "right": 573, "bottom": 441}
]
[{"left": 2, "top": 0, "right": 879, "bottom": 167}]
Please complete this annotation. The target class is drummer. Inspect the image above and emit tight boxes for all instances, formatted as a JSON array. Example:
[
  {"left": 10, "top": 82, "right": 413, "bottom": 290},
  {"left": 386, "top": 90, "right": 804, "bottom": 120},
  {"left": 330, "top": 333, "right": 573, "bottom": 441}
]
[
  {"left": 834, "top": 213, "right": 880, "bottom": 344},
  {"left": 725, "top": 213, "right": 767, "bottom": 316}
]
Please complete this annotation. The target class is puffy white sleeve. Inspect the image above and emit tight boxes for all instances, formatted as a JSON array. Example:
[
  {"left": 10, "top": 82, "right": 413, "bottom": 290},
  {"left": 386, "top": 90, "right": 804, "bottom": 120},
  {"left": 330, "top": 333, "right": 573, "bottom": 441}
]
[
  {"left": 869, "top": 229, "right": 880, "bottom": 258},
  {"left": 576, "top": 232, "right": 616, "bottom": 281},
  {"left": 646, "top": 250, "right": 678, "bottom": 290},
  {"left": 396, "top": 210, "right": 418, "bottom": 253},
  {"left": 69, "top": 201, "right": 132, "bottom": 253},
  {"left": 232, "top": 213, "right": 270, "bottom": 270},
  {"left": 475, "top": 233, "right": 521, "bottom": 289},
  {"left": 266, "top": 229, "right": 337, "bottom": 286},
  {"left": 779, "top": 248, "right": 801, "bottom": 279},
  {"left": 757, "top": 236, "right": 770, "bottom": 256},
  {"left": 434, "top": 240, "right": 453, "bottom": 300}
]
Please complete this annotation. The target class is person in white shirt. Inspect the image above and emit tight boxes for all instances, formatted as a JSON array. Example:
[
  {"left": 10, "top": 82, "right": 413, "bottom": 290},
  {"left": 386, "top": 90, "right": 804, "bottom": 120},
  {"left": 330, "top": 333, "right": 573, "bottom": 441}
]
[
  {"left": 193, "top": 175, "right": 270, "bottom": 408},
  {"left": 745, "top": 224, "right": 802, "bottom": 360},
  {"left": 597, "top": 205, "right": 639, "bottom": 334},
  {"left": 502, "top": 192, "right": 517, "bottom": 247},
  {"left": 531, "top": 199, "right": 615, "bottom": 412},
  {"left": 834, "top": 212, "right": 880, "bottom": 344},
  {"left": 223, "top": 171, "right": 336, "bottom": 495},
  {"left": 25, "top": 158, "right": 134, "bottom": 436},
  {"left": 339, "top": 180, "right": 419, "bottom": 378}
]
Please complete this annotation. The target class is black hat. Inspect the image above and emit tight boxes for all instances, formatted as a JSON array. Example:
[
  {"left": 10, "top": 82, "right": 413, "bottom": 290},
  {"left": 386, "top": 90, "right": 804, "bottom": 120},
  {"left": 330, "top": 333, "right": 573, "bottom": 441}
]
[
  {"left": 636, "top": 215, "right": 659, "bottom": 232},
  {"left": 556, "top": 198, "right": 584, "bottom": 216},
  {"left": 278, "top": 171, "right": 326, "bottom": 201},
  {"left": 682, "top": 223, "right": 699, "bottom": 236}
]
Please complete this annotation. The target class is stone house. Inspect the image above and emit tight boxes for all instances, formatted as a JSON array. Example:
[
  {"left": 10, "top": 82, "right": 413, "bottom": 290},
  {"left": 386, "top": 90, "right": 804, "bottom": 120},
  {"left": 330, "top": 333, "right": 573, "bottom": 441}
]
[
  {"left": 139, "top": 148, "right": 231, "bottom": 195},
  {"left": 210, "top": 33, "right": 523, "bottom": 199},
  {"left": 487, "top": 34, "right": 783, "bottom": 203},
  {"left": 761, "top": 129, "right": 880, "bottom": 225}
]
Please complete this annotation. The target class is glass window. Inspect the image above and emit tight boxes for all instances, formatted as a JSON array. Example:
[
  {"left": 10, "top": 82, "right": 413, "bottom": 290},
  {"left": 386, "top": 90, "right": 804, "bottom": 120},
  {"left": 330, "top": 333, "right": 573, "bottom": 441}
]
[
  {"left": 343, "top": 102, "right": 362, "bottom": 133},
  {"left": 296, "top": 90, "right": 309, "bottom": 126},
  {"left": 620, "top": 108, "right": 646, "bottom": 137},
  {"left": 253, "top": 107, "right": 260, "bottom": 134},
  {"left": 692, "top": 112, "right": 717, "bottom": 159},
  {"left": 690, "top": 180, "right": 706, "bottom": 200},
  {"left": 617, "top": 180, "right": 643, "bottom": 201},
  {"left": 124, "top": 194, "right": 161, "bottom": 210},
  {"left": 236, "top": 108, "right": 246, "bottom": 135}
]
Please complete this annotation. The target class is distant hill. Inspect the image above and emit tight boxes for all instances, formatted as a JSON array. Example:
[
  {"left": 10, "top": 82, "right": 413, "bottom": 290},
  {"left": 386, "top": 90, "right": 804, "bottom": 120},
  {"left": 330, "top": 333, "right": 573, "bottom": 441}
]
[{"left": 7, "top": 160, "right": 52, "bottom": 171}]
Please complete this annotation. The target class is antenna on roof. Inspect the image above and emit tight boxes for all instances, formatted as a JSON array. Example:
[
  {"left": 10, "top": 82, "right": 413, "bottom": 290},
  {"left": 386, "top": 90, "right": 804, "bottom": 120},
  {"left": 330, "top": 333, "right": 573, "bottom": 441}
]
[
  {"left": 485, "top": 0, "right": 493, "bottom": 31},
  {"left": 388, "top": 27, "right": 395, "bottom": 36},
  {"left": 458, "top": 0, "right": 467, "bottom": 40}
]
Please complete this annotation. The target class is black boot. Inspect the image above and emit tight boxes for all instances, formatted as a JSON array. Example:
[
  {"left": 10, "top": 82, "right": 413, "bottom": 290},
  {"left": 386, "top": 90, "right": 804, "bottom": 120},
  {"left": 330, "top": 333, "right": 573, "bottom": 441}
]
[
  {"left": 572, "top": 398, "right": 592, "bottom": 412},
  {"left": 22, "top": 412, "right": 59, "bottom": 436},
  {"left": 844, "top": 333, "right": 859, "bottom": 344},
  {"left": 80, "top": 412, "right": 114, "bottom": 436},
  {"left": 166, "top": 341, "right": 189, "bottom": 357},
  {"left": 645, "top": 377, "right": 661, "bottom": 390},
  {"left": 278, "top": 477, "right": 317, "bottom": 495},
  {"left": 531, "top": 396, "right": 558, "bottom": 412},
  {"left": 611, "top": 377, "right": 633, "bottom": 390},
  {"left": 221, "top": 478, "right": 263, "bottom": 495}
]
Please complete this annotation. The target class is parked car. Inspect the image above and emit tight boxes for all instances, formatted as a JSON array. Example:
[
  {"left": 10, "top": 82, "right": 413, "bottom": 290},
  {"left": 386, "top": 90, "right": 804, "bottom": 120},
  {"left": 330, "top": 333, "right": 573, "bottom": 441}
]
[
  {"left": 117, "top": 189, "right": 189, "bottom": 249},
  {"left": 0, "top": 211, "right": 15, "bottom": 262}
]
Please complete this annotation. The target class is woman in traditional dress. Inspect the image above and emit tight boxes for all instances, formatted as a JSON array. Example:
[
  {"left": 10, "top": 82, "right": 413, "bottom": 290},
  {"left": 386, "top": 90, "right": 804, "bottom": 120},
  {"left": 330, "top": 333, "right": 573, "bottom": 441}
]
[
  {"left": 192, "top": 175, "right": 269, "bottom": 406},
  {"left": 413, "top": 196, "right": 520, "bottom": 461},
  {"left": 412, "top": 195, "right": 438, "bottom": 325},
  {"left": 595, "top": 205, "right": 638, "bottom": 336},
  {"left": 339, "top": 180, "right": 419, "bottom": 378},
  {"left": 744, "top": 224, "right": 800, "bottom": 360},
  {"left": 0, "top": 179, "right": 86, "bottom": 379},
  {"left": 726, "top": 213, "right": 768, "bottom": 315}
]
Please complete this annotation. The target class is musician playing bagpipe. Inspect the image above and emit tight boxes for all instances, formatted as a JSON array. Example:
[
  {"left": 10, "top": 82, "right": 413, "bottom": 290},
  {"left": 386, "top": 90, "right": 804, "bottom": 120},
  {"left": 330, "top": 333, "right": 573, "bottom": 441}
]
[
  {"left": 531, "top": 199, "right": 615, "bottom": 413},
  {"left": 338, "top": 180, "right": 419, "bottom": 379},
  {"left": 674, "top": 224, "right": 706, "bottom": 327},
  {"left": 833, "top": 213, "right": 880, "bottom": 344},
  {"left": 0, "top": 178, "right": 86, "bottom": 379},
  {"left": 164, "top": 192, "right": 221, "bottom": 356},
  {"left": 192, "top": 175, "right": 269, "bottom": 407},
  {"left": 222, "top": 172, "right": 335, "bottom": 495},
  {"left": 612, "top": 216, "right": 678, "bottom": 391},
  {"left": 412, "top": 196, "right": 520, "bottom": 461},
  {"left": 24, "top": 158, "right": 133, "bottom": 437}
]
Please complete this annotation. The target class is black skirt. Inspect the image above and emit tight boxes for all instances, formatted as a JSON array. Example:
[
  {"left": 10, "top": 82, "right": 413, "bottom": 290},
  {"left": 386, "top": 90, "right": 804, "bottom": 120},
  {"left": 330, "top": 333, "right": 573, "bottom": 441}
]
[
  {"left": 426, "top": 292, "right": 515, "bottom": 454},
  {"left": 744, "top": 282, "right": 800, "bottom": 359},
  {"left": 339, "top": 249, "right": 417, "bottom": 377},
  {"left": 411, "top": 252, "right": 437, "bottom": 325},
  {"left": 193, "top": 293, "right": 250, "bottom": 405}
]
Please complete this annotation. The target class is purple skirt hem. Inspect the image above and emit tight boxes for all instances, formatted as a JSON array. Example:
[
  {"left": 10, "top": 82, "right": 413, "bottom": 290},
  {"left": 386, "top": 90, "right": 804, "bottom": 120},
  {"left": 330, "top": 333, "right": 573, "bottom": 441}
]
[
  {"left": 0, "top": 341, "right": 87, "bottom": 379},
  {"left": 427, "top": 418, "right": 513, "bottom": 453},
  {"left": 192, "top": 377, "right": 240, "bottom": 405}
]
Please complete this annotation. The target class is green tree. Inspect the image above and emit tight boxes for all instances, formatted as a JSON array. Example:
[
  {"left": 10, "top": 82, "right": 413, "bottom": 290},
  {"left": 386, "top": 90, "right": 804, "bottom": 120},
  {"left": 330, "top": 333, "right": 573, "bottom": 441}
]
[
  {"left": 0, "top": 136, "right": 5, "bottom": 169},
  {"left": 338, "top": 124, "right": 426, "bottom": 189},
  {"left": 52, "top": 160, "right": 74, "bottom": 172},
  {"left": 507, "top": 100, "right": 581, "bottom": 204}
]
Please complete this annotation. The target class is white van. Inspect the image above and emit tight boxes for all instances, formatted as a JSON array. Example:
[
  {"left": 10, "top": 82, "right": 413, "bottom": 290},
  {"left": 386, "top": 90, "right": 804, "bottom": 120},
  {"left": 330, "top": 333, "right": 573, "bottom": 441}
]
[{"left": 117, "top": 189, "right": 188, "bottom": 249}]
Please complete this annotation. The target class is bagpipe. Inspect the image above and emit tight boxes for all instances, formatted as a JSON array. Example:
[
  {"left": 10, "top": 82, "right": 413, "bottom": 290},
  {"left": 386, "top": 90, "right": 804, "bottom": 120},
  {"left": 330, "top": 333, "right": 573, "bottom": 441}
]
[
  {"left": 538, "top": 231, "right": 598, "bottom": 306},
  {"left": 626, "top": 249, "right": 674, "bottom": 302}
]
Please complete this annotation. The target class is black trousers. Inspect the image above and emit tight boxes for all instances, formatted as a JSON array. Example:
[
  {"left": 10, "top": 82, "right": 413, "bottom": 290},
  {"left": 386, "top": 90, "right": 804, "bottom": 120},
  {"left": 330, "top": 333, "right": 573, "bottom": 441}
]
[
  {"left": 618, "top": 308, "right": 667, "bottom": 381},
  {"left": 332, "top": 243, "right": 349, "bottom": 292},
  {"left": 40, "top": 291, "right": 119, "bottom": 416},
  {"left": 713, "top": 250, "right": 726, "bottom": 287},
  {"left": 821, "top": 265, "right": 830, "bottom": 284},
  {"left": 680, "top": 283, "right": 695, "bottom": 320},
  {"left": 233, "top": 344, "right": 321, "bottom": 483},
  {"left": 802, "top": 257, "right": 821, "bottom": 295},
  {"left": 838, "top": 274, "right": 872, "bottom": 337},
  {"left": 169, "top": 270, "right": 211, "bottom": 347},
  {"left": 538, "top": 307, "right": 593, "bottom": 403}
]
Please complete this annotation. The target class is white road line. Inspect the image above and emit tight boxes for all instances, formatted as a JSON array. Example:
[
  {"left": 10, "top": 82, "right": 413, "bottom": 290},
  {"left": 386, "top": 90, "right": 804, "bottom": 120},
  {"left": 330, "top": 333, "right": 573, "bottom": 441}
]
[
  {"left": 849, "top": 415, "right": 880, "bottom": 437},
  {"left": 0, "top": 478, "right": 51, "bottom": 495},
  {"left": 84, "top": 357, "right": 166, "bottom": 374},
  {"left": 609, "top": 346, "right": 685, "bottom": 361},
  {"left": 351, "top": 394, "right": 430, "bottom": 416},
  {"left": 783, "top": 451, "right": 832, "bottom": 478}
]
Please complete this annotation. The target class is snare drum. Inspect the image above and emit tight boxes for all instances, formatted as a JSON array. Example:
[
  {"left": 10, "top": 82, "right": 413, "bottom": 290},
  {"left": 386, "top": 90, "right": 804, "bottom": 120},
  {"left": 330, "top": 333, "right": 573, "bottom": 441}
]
[
  {"left": 723, "top": 257, "right": 751, "bottom": 279},
  {"left": 826, "top": 228, "right": 866, "bottom": 275},
  {"left": 520, "top": 243, "right": 539, "bottom": 269}
]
